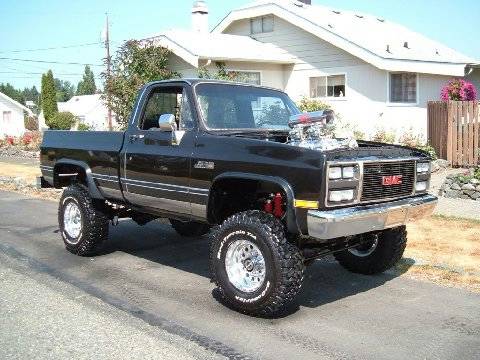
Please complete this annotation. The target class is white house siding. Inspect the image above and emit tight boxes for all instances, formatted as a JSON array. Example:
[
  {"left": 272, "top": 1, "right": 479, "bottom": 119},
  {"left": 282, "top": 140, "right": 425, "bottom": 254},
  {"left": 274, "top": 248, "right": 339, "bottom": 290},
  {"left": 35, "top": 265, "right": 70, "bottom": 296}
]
[
  {"left": 168, "top": 54, "right": 286, "bottom": 89},
  {"left": 0, "top": 96, "right": 25, "bottom": 138},
  {"left": 223, "top": 16, "right": 456, "bottom": 140}
]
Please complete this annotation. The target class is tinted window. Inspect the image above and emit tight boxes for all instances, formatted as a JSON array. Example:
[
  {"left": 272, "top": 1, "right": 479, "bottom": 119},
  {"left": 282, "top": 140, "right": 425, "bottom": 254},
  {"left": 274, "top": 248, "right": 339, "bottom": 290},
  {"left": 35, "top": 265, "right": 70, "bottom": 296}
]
[{"left": 195, "top": 84, "right": 299, "bottom": 130}]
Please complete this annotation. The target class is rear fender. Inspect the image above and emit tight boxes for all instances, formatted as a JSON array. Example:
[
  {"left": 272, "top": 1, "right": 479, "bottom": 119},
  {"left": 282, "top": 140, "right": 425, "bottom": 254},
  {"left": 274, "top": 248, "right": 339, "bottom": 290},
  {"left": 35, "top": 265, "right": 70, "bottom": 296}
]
[{"left": 54, "top": 159, "right": 104, "bottom": 199}]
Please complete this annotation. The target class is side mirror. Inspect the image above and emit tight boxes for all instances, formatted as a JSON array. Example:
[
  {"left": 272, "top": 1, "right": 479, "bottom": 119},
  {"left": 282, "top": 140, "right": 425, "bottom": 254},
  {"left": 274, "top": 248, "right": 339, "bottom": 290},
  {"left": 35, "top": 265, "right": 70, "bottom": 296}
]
[{"left": 158, "top": 114, "right": 177, "bottom": 132}]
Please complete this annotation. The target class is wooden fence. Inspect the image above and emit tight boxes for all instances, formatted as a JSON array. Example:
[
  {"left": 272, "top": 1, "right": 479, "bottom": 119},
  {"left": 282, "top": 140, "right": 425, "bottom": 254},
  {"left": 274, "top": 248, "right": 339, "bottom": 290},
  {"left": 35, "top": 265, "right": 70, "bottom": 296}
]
[{"left": 427, "top": 101, "right": 479, "bottom": 167}]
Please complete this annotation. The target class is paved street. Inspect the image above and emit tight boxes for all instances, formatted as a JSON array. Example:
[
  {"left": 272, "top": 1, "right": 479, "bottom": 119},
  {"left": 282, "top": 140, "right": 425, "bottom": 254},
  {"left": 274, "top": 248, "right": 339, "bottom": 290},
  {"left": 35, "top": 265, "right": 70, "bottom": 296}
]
[{"left": 0, "top": 190, "right": 479, "bottom": 360}]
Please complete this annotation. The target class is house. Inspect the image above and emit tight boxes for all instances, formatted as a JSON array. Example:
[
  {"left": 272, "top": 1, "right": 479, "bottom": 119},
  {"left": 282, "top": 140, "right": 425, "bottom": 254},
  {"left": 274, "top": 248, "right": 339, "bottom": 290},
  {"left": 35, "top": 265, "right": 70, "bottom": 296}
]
[
  {"left": 0, "top": 91, "right": 33, "bottom": 138},
  {"left": 39, "top": 94, "right": 116, "bottom": 130},
  {"left": 146, "top": 0, "right": 480, "bottom": 139}
]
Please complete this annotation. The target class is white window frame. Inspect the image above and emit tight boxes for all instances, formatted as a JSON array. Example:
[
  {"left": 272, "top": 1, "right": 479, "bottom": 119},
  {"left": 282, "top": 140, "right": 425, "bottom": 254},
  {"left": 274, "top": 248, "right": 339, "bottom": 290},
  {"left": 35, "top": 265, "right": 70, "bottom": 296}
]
[
  {"left": 309, "top": 73, "right": 347, "bottom": 100},
  {"left": 250, "top": 15, "right": 274, "bottom": 34},
  {"left": 227, "top": 69, "right": 263, "bottom": 110},
  {"left": 227, "top": 69, "right": 262, "bottom": 86},
  {"left": 387, "top": 72, "right": 419, "bottom": 106}
]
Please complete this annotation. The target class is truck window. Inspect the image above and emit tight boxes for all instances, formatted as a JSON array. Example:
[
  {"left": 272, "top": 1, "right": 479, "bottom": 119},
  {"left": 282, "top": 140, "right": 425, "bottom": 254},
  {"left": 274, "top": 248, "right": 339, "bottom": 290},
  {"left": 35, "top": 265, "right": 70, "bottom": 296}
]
[
  {"left": 139, "top": 87, "right": 194, "bottom": 131},
  {"left": 195, "top": 83, "right": 300, "bottom": 130}
]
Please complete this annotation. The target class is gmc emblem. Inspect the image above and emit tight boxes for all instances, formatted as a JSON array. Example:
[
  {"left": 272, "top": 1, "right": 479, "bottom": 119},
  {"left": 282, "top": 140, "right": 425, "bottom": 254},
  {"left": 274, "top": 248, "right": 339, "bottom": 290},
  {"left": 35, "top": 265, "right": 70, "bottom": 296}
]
[{"left": 382, "top": 175, "right": 403, "bottom": 186}]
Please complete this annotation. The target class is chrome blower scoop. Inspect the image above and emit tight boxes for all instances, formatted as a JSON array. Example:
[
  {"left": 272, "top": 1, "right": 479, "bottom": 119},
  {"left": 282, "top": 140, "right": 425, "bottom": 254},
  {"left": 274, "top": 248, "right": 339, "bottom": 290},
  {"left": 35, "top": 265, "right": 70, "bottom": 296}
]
[{"left": 286, "top": 110, "right": 358, "bottom": 151}]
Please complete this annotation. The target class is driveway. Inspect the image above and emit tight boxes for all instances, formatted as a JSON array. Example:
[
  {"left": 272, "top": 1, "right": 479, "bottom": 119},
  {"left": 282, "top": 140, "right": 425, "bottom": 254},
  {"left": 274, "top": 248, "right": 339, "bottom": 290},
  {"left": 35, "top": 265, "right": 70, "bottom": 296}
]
[{"left": 0, "top": 190, "right": 479, "bottom": 359}]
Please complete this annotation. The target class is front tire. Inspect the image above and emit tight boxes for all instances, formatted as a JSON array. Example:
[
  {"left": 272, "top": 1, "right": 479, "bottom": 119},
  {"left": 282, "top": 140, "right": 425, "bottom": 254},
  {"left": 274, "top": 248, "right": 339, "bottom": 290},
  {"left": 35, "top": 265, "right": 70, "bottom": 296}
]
[
  {"left": 58, "top": 184, "right": 109, "bottom": 256},
  {"left": 334, "top": 226, "right": 407, "bottom": 275},
  {"left": 210, "top": 210, "right": 304, "bottom": 317}
]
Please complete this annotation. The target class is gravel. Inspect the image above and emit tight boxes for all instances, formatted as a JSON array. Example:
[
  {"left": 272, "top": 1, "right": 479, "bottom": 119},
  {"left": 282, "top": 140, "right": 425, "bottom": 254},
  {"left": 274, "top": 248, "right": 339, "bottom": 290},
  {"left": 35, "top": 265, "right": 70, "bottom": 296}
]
[{"left": 0, "top": 147, "right": 39, "bottom": 159}]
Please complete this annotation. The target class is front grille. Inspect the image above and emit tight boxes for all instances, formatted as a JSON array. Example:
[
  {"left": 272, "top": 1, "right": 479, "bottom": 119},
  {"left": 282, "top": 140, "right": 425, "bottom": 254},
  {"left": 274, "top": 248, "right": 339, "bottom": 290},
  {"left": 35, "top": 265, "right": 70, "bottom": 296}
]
[{"left": 361, "top": 161, "right": 415, "bottom": 202}]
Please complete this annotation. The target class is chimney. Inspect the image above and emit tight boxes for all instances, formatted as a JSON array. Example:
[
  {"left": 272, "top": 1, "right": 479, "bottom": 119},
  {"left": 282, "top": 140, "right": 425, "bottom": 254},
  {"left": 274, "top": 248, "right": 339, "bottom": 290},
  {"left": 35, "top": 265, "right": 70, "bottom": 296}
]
[{"left": 192, "top": 0, "right": 209, "bottom": 33}]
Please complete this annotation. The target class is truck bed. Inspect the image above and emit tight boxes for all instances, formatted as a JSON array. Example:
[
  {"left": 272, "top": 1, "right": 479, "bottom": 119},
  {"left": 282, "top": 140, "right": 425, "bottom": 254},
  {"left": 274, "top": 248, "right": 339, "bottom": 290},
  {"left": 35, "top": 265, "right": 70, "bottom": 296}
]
[{"left": 40, "top": 130, "right": 125, "bottom": 200}]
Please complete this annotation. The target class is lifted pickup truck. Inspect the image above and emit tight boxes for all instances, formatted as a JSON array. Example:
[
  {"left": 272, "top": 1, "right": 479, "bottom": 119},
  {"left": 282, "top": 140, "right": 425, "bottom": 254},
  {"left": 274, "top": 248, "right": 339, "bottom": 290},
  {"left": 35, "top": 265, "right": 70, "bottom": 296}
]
[{"left": 39, "top": 79, "right": 437, "bottom": 316}]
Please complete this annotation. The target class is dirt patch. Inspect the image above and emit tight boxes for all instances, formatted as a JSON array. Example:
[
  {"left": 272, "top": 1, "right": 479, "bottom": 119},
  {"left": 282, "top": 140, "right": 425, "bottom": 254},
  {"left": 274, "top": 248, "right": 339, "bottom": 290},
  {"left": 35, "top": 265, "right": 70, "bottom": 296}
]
[
  {"left": 401, "top": 216, "right": 480, "bottom": 292},
  {"left": 0, "top": 161, "right": 60, "bottom": 201}
]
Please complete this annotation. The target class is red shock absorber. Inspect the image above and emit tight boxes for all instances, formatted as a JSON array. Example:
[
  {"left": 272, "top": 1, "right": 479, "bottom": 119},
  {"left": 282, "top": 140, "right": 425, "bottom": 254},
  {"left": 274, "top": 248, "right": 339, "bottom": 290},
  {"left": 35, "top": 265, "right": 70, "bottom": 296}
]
[
  {"left": 264, "top": 198, "right": 273, "bottom": 213},
  {"left": 273, "top": 192, "right": 284, "bottom": 218}
]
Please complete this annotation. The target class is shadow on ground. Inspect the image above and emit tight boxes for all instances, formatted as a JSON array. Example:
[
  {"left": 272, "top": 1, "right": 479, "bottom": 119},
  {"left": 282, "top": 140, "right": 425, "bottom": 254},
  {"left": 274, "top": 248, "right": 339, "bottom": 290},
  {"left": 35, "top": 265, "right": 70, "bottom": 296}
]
[{"left": 100, "top": 219, "right": 412, "bottom": 313}]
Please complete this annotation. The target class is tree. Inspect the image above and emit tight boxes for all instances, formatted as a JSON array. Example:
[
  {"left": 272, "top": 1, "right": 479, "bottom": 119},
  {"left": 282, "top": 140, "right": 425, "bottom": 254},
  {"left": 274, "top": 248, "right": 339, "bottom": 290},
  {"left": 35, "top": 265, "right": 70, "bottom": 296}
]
[
  {"left": 76, "top": 65, "right": 97, "bottom": 95},
  {"left": 49, "top": 111, "right": 77, "bottom": 130},
  {"left": 55, "top": 79, "right": 75, "bottom": 102},
  {"left": 102, "top": 40, "right": 179, "bottom": 128},
  {"left": 41, "top": 70, "right": 58, "bottom": 126},
  {"left": 0, "top": 83, "right": 24, "bottom": 104},
  {"left": 22, "top": 86, "right": 40, "bottom": 105}
]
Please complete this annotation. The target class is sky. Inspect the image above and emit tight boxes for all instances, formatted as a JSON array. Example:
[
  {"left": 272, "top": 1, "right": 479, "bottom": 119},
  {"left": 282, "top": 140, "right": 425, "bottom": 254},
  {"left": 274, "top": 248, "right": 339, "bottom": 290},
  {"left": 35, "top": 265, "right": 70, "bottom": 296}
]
[{"left": 1, "top": 0, "right": 479, "bottom": 91}]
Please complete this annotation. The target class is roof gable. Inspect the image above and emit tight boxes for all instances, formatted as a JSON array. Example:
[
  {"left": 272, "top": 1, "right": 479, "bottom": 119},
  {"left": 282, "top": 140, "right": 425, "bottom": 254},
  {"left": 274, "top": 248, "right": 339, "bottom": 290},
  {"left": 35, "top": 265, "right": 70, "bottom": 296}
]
[
  {"left": 143, "top": 29, "right": 295, "bottom": 67},
  {"left": 0, "top": 91, "right": 32, "bottom": 114},
  {"left": 214, "top": 0, "right": 477, "bottom": 76}
]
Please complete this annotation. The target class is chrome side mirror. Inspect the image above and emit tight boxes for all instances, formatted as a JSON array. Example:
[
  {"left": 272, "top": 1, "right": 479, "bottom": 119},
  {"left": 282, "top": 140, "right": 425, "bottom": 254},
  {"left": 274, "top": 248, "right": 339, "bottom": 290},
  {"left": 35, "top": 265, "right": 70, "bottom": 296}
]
[{"left": 158, "top": 114, "right": 177, "bottom": 132}]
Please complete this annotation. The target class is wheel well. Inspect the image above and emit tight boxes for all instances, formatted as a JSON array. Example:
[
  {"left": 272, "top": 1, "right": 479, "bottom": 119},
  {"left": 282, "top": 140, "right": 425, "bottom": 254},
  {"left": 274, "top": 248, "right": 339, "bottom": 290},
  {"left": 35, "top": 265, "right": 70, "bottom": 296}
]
[
  {"left": 207, "top": 178, "right": 286, "bottom": 224},
  {"left": 53, "top": 163, "right": 87, "bottom": 188}
]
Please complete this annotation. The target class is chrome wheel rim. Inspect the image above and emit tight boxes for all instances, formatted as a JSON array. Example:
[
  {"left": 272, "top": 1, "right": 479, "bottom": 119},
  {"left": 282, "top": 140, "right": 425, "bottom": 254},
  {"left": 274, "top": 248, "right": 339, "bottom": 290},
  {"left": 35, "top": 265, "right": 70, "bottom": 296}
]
[
  {"left": 348, "top": 235, "right": 379, "bottom": 257},
  {"left": 63, "top": 201, "right": 82, "bottom": 240},
  {"left": 225, "top": 239, "right": 266, "bottom": 293}
]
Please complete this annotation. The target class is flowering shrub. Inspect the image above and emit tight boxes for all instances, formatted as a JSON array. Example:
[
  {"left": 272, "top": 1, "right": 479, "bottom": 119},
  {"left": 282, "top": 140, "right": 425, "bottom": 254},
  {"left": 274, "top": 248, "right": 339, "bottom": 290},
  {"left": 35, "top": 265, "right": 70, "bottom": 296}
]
[
  {"left": 22, "top": 132, "right": 33, "bottom": 145},
  {"left": 440, "top": 79, "right": 477, "bottom": 101}
]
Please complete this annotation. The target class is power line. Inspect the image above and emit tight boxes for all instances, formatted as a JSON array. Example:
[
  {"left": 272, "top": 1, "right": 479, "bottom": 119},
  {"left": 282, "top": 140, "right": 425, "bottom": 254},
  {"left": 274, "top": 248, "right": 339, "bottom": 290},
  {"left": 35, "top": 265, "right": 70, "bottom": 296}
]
[
  {"left": 0, "top": 42, "right": 103, "bottom": 54},
  {"left": 0, "top": 71, "right": 85, "bottom": 76},
  {"left": 0, "top": 57, "right": 103, "bottom": 67}
]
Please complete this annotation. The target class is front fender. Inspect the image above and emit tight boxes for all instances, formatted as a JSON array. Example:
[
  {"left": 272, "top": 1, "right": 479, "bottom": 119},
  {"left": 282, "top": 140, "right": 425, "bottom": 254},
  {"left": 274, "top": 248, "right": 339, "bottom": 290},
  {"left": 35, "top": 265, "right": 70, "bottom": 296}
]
[{"left": 210, "top": 172, "right": 302, "bottom": 235}]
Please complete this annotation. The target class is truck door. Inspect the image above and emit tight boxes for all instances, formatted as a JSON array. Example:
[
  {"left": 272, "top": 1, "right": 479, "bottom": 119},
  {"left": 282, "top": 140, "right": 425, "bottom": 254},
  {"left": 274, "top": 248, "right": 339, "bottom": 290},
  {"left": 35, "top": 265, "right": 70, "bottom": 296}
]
[{"left": 121, "top": 83, "right": 198, "bottom": 216}]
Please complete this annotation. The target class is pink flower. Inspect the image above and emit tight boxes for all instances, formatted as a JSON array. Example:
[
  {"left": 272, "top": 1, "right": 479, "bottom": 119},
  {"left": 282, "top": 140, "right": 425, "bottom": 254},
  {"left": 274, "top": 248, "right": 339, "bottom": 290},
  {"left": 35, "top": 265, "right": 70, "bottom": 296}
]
[{"left": 441, "top": 79, "right": 477, "bottom": 101}]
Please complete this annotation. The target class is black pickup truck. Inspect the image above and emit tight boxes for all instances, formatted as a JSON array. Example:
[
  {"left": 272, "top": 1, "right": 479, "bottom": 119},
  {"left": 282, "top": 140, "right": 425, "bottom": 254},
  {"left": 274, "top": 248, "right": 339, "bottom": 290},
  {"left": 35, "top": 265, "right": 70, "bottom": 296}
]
[{"left": 39, "top": 79, "right": 437, "bottom": 316}]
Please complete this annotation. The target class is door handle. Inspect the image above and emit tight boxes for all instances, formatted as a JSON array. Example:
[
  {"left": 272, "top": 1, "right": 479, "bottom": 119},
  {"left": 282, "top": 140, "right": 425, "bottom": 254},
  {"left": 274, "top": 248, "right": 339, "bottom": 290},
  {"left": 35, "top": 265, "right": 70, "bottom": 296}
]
[{"left": 129, "top": 134, "right": 145, "bottom": 142}]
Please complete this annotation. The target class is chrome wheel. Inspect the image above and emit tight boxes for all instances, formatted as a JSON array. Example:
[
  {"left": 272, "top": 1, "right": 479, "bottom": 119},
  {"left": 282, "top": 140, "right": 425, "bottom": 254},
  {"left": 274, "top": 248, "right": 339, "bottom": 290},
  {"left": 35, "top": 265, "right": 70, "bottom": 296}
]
[
  {"left": 348, "top": 235, "right": 379, "bottom": 257},
  {"left": 63, "top": 200, "right": 82, "bottom": 241},
  {"left": 225, "top": 239, "right": 266, "bottom": 293}
]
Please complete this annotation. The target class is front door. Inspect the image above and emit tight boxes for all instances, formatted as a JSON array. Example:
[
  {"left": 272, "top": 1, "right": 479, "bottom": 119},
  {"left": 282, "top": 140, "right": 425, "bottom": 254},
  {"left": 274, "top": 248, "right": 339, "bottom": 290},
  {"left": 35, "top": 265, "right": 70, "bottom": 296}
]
[{"left": 122, "top": 84, "right": 197, "bottom": 216}]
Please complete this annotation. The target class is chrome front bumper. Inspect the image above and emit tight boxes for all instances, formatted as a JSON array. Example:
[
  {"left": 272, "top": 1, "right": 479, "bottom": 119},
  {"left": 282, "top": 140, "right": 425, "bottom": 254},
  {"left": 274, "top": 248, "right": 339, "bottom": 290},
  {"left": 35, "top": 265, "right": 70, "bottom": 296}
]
[{"left": 307, "top": 194, "right": 438, "bottom": 240}]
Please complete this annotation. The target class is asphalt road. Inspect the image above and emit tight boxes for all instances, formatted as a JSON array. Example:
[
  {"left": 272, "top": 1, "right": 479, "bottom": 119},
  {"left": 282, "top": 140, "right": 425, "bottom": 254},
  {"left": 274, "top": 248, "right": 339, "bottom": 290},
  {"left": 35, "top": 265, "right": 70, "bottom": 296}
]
[{"left": 0, "top": 190, "right": 479, "bottom": 360}]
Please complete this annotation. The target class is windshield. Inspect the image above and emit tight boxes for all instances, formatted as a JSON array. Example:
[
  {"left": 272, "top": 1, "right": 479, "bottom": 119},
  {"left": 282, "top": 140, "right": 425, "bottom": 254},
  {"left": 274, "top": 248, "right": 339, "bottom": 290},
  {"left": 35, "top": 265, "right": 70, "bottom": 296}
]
[{"left": 195, "top": 83, "right": 301, "bottom": 131}]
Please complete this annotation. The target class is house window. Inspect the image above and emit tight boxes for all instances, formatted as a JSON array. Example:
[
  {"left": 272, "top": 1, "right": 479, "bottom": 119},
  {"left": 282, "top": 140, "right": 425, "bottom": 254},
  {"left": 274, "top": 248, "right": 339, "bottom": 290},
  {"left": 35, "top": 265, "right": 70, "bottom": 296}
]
[
  {"left": 2, "top": 111, "right": 12, "bottom": 124},
  {"left": 389, "top": 73, "right": 417, "bottom": 103},
  {"left": 228, "top": 71, "right": 261, "bottom": 85},
  {"left": 310, "top": 75, "right": 346, "bottom": 98},
  {"left": 250, "top": 15, "right": 274, "bottom": 34}
]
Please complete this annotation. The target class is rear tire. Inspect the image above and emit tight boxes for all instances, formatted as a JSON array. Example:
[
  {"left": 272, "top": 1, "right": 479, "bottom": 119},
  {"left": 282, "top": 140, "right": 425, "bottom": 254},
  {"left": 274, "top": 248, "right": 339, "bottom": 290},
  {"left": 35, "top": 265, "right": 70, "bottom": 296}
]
[
  {"left": 210, "top": 210, "right": 304, "bottom": 317},
  {"left": 58, "top": 184, "right": 109, "bottom": 256},
  {"left": 169, "top": 219, "right": 211, "bottom": 237},
  {"left": 334, "top": 226, "right": 407, "bottom": 275}
]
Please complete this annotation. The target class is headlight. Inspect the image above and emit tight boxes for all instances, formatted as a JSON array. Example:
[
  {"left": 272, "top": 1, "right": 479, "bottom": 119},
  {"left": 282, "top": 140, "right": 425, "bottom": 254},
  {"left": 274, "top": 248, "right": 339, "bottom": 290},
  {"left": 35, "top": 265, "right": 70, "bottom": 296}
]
[
  {"left": 342, "top": 166, "right": 355, "bottom": 179},
  {"left": 415, "top": 181, "right": 428, "bottom": 192},
  {"left": 329, "top": 167, "right": 342, "bottom": 179},
  {"left": 417, "top": 162, "right": 430, "bottom": 173},
  {"left": 329, "top": 189, "right": 355, "bottom": 202}
]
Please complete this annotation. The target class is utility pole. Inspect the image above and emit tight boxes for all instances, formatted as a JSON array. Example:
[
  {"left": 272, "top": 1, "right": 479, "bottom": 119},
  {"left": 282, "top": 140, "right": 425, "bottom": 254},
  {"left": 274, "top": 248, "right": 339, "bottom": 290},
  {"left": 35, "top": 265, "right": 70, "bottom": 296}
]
[{"left": 105, "top": 13, "right": 113, "bottom": 131}]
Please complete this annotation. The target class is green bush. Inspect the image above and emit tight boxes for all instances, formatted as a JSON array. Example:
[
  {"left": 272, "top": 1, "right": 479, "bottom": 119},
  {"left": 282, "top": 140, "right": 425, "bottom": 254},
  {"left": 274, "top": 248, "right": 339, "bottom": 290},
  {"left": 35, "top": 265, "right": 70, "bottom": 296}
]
[
  {"left": 417, "top": 145, "right": 437, "bottom": 160},
  {"left": 77, "top": 123, "right": 91, "bottom": 131},
  {"left": 372, "top": 128, "right": 395, "bottom": 144},
  {"left": 49, "top": 111, "right": 77, "bottom": 130},
  {"left": 297, "top": 97, "right": 331, "bottom": 112}
]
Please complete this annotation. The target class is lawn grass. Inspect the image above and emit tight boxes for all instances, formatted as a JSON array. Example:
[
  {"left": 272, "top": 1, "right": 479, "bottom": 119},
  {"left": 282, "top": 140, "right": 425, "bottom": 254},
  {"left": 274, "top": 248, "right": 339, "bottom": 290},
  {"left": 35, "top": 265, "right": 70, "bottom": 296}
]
[{"left": 403, "top": 216, "right": 480, "bottom": 292}]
